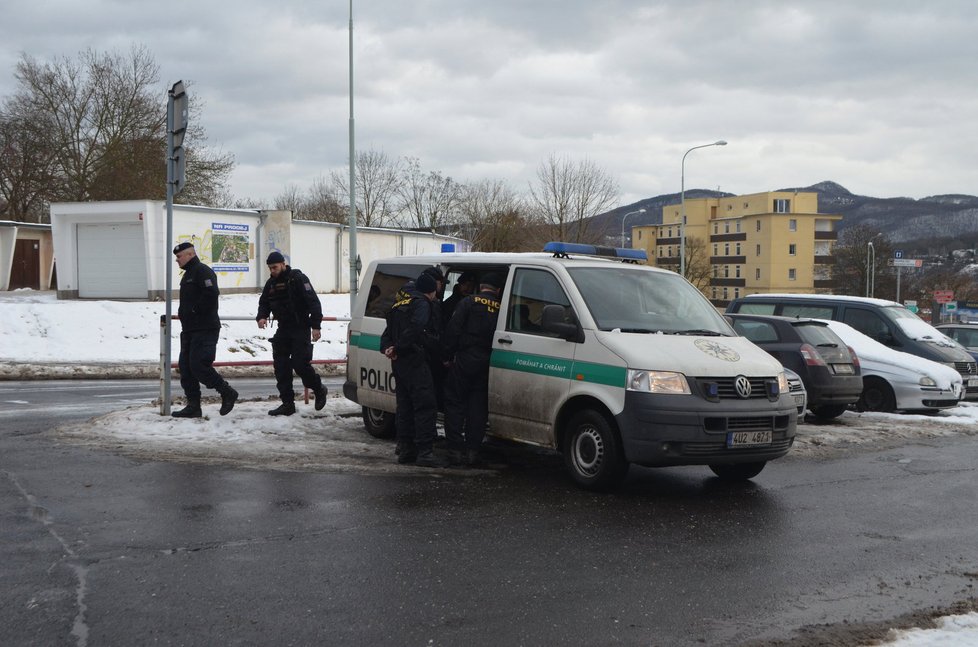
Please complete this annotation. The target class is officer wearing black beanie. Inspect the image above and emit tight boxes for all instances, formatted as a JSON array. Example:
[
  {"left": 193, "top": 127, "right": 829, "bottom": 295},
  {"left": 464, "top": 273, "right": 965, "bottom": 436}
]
[{"left": 256, "top": 251, "right": 328, "bottom": 416}]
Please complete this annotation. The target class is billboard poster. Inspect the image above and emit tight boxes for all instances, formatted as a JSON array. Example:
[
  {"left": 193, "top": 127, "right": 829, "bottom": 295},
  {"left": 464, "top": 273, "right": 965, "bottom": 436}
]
[{"left": 211, "top": 222, "right": 250, "bottom": 272}]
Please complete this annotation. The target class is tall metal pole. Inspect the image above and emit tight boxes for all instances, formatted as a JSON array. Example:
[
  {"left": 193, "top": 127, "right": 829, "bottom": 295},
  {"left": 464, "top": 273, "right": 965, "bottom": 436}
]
[
  {"left": 620, "top": 209, "right": 645, "bottom": 247},
  {"left": 162, "top": 90, "right": 175, "bottom": 416},
  {"left": 679, "top": 140, "right": 726, "bottom": 278},
  {"left": 348, "top": 0, "right": 358, "bottom": 313}
]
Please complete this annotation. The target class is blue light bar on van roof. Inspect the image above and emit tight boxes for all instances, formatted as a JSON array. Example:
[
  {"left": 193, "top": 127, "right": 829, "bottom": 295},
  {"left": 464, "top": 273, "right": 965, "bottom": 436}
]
[{"left": 543, "top": 241, "right": 648, "bottom": 262}]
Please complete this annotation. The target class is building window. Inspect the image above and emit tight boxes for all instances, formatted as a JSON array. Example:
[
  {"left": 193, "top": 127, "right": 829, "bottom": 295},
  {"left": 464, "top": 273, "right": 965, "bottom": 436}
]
[
  {"left": 789, "top": 218, "right": 797, "bottom": 231},
  {"left": 743, "top": 202, "right": 749, "bottom": 208},
  {"left": 723, "top": 287, "right": 729, "bottom": 300},
  {"left": 734, "top": 288, "right": 740, "bottom": 299},
  {"left": 637, "top": 230, "right": 642, "bottom": 240},
  {"left": 756, "top": 220, "right": 761, "bottom": 232},
  {"left": 713, "top": 265, "right": 719, "bottom": 278},
  {"left": 736, "top": 221, "right": 741, "bottom": 233},
  {"left": 756, "top": 244, "right": 761, "bottom": 256},
  {"left": 712, "top": 288, "right": 718, "bottom": 299},
  {"left": 724, "top": 243, "right": 730, "bottom": 255},
  {"left": 724, "top": 222, "right": 730, "bottom": 234},
  {"left": 713, "top": 224, "right": 718, "bottom": 234},
  {"left": 713, "top": 244, "right": 718, "bottom": 256},
  {"left": 755, "top": 268, "right": 761, "bottom": 280},
  {"left": 789, "top": 243, "right": 797, "bottom": 256},
  {"left": 735, "top": 243, "right": 741, "bottom": 255},
  {"left": 724, "top": 266, "right": 730, "bottom": 278},
  {"left": 788, "top": 268, "right": 796, "bottom": 281},
  {"left": 735, "top": 265, "right": 741, "bottom": 278},
  {"left": 775, "top": 199, "right": 791, "bottom": 213}
]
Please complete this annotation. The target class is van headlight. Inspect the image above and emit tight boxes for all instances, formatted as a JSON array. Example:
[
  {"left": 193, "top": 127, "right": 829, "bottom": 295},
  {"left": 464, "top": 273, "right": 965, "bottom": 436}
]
[
  {"left": 919, "top": 376, "right": 937, "bottom": 387},
  {"left": 627, "top": 369, "right": 690, "bottom": 394},
  {"left": 778, "top": 371, "right": 789, "bottom": 394}
]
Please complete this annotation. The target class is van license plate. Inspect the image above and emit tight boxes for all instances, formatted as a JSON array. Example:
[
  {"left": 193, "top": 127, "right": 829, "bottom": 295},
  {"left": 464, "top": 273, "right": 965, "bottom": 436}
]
[{"left": 727, "top": 431, "right": 772, "bottom": 448}]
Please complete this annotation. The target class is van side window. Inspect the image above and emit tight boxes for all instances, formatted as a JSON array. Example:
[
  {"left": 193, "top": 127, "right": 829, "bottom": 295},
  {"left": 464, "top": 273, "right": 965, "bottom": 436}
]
[
  {"left": 844, "top": 308, "right": 894, "bottom": 343},
  {"left": 782, "top": 304, "right": 834, "bottom": 319},
  {"left": 364, "top": 263, "right": 425, "bottom": 318},
  {"left": 506, "top": 268, "right": 572, "bottom": 336}
]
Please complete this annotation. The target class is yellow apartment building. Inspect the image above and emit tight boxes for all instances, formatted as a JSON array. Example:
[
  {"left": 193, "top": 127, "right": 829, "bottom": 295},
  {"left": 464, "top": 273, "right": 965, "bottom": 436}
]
[{"left": 630, "top": 191, "right": 842, "bottom": 307}]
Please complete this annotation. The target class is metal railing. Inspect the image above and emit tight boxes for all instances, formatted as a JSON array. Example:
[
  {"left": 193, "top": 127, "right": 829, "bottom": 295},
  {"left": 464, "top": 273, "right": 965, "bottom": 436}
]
[{"left": 160, "top": 314, "right": 351, "bottom": 414}]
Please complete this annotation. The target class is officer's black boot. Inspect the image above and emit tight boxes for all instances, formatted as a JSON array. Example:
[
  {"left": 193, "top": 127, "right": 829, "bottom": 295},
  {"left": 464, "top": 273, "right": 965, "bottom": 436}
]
[
  {"left": 268, "top": 401, "right": 296, "bottom": 416},
  {"left": 314, "top": 385, "right": 328, "bottom": 411},
  {"left": 447, "top": 448, "right": 466, "bottom": 467},
  {"left": 415, "top": 448, "right": 448, "bottom": 468},
  {"left": 218, "top": 383, "right": 238, "bottom": 416},
  {"left": 395, "top": 441, "right": 417, "bottom": 464},
  {"left": 171, "top": 398, "right": 202, "bottom": 418}
]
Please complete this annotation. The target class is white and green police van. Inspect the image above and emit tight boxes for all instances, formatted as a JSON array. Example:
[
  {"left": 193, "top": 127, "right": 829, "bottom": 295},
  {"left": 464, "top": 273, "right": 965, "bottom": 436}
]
[{"left": 344, "top": 243, "right": 797, "bottom": 490}]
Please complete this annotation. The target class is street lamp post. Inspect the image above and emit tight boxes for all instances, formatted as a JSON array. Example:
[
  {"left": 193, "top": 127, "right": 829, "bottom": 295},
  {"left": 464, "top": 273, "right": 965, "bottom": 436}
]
[
  {"left": 620, "top": 209, "right": 646, "bottom": 247},
  {"left": 680, "top": 140, "right": 727, "bottom": 277},
  {"left": 866, "top": 241, "right": 876, "bottom": 298}
]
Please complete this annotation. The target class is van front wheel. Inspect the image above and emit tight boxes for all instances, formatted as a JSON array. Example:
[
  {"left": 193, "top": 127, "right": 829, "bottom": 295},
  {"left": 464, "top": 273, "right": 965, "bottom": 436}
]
[
  {"left": 563, "top": 410, "right": 628, "bottom": 490},
  {"left": 362, "top": 407, "right": 396, "bottom": 439}
]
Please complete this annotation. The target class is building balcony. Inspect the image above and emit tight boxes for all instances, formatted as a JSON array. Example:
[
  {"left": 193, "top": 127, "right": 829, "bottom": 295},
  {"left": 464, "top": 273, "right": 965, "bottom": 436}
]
[
  {"left": 814, "top": 255, "right": 835, "bottom": 265},
  {"left": 657, "top": 237, "right": 681, "bottom": 245},
  {"left": 710, "top": 278, "right": 746, "bottom": 287},
  {"left": 813, "top": 279, "right": 836, "bottom": 289},
  {"left": 656, "top": 257, "right": 680, "bottom": 266},
  {"left": 709, "top": 232, "right": 747, "bottom": 242},
  {"left": 709, "top": 256, "right": 747, "bottom": 264},
  {"left": 814, "top": 230, "right": 838, "bottom": 240}
]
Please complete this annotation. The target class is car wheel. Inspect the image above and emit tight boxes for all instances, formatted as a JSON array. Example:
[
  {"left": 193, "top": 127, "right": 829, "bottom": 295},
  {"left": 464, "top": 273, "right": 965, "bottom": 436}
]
[
  {"left": 809, "top": 404, "right": 849, "bottom": 420},
  {"left": 362, "top": 406, "right": 396, "bottom": 439},
  {"left": 563, "top": 409, "right": 628, "bottom": 490},
  {"left": 709, "top": 462, "right": 766, "bottom": 480},
  {"left": 856, "top": 377, "right": 897, "bottom": 413}
]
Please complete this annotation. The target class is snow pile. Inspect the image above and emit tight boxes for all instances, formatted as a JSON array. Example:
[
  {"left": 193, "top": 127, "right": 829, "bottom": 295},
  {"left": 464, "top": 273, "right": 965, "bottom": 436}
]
[
  {"left": 0, "top": 290, "right": 351, "bottom": 364},
  {"left": 884, "top": 612, "right": 978, "bottom": 646}
]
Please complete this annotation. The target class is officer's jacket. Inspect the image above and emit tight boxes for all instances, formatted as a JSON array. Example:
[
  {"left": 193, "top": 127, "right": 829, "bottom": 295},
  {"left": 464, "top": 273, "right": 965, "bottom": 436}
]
[
  {"left": 256, "top": 267, "right": 323, "bottom": 329},
  {"left": 443, "top": 289, "right": 501, "bottom": 372},
  {"left": 177, "top": 256, "right": 221, "bottom": 332},
  {"left": 381, "top": 285, "right": 434, "bottom": 360}
]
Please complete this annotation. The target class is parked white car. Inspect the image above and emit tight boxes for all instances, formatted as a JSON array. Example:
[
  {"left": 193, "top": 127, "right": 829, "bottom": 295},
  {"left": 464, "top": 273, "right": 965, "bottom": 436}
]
[{"left": 820, "top": 320, "right": 962, "bottom": 413}]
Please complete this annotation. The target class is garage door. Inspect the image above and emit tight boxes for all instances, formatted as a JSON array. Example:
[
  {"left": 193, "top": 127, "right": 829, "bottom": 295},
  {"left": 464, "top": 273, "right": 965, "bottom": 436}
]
[{"left": 77, "top": 223, "right": 148, "bottom": 298}]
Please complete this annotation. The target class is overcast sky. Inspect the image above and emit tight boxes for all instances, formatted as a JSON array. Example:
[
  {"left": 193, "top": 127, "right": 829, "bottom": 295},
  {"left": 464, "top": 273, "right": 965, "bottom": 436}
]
[{"left": 2, "top": 0, "right": 977, "bottom": 207}]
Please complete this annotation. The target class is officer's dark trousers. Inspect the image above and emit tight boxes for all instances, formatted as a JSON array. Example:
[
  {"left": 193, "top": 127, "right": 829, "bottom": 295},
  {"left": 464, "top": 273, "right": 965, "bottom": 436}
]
[
  {"left": 271, "top": 327, "right": 323, "bottom": 403},
  {"left": 444, "top": 362, "right": 490, "bottom": 451},
  {"left": 392, "top": 357, "right": 437, "bottom": 451},
  {"left": 178, "top": 330, "right": 224, "bottom": 400}
]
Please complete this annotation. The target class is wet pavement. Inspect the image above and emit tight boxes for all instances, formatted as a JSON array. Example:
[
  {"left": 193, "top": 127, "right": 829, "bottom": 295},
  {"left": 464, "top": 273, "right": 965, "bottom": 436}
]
[{"left": 2, "top": 384, "right": 978, "bottom": 646}]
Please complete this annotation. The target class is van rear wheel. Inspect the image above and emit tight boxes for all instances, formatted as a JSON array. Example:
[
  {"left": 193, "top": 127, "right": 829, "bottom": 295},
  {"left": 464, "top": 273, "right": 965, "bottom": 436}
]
[
  {"left": 362, "top": 407, "right": 396, "bottom": 439},
  {"left": 709, "top": 462, "right": 766, "bottom": 480},
  {"left": 563, "top": 410, "right": 628, "bottom": 490}
]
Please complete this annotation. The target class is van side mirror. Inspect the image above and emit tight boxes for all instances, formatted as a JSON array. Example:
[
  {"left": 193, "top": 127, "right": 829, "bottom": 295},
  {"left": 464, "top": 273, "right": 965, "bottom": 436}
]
[{"left": 540, "top": 304, "right": 584, "bottom": 342}]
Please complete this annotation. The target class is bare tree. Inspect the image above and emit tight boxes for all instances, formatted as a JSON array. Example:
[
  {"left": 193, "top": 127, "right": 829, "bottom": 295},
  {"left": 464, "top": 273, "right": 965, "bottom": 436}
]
[
  {"left": 330, "top": 149, "right": 402, "bottom": 227},
  {"left": 833, "top": 224, "right": 894, "bottom": 297},
  {"left": 458, "top": 179, "right": 541, "bottom": 252},
  {"left": 275, "top": 177, "right": 345, "bottom": 223},
  {"left": 398, "top": 156, "right": 461, "bottom": 231},
  {"left": 0, "top": 46, "right": 233, "bottom": 221},
  {"left": 683, "top": 235, "right": 712, "bottom": 293},
  {"left": 528, "top": 154, "right": 619, "bottom": 243}
]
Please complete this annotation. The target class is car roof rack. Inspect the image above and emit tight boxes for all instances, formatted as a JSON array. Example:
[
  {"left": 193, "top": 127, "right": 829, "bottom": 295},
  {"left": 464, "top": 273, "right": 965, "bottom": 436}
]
[{"left": 543, "top": 241, "right": 648, "bottom": 264}]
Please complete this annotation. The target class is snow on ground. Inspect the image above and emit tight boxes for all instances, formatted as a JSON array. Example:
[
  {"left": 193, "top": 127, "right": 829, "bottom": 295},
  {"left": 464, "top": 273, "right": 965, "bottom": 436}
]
[
  {"left": 0, "top": 290, "right": 351, "bottom": 364},
  {"left": 883, "top": 612, "right": 978, "bottom": 645}
]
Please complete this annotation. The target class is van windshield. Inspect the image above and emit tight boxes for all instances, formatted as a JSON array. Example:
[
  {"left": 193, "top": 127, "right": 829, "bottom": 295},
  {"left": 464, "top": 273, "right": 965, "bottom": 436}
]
[{"left": 567, "top": 267, "right": 733, "bottom": 335}]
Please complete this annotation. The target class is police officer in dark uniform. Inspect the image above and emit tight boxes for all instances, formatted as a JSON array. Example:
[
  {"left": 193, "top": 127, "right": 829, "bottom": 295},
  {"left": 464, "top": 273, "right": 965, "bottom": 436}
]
[
  {"left": 381, "top": 271, "right": 446, "bottom": 468},
  {"left": 256, "top": 251, "right": 328, "bottom": 416},
  {"left": 171, "top": 242, "right": 238, "bottom": 418},
  {"left": 442, "top": 272, "right": 505, "bottom": 466},
  {"left": 394, "top": 266, "right": 447, "bottom": 409}
]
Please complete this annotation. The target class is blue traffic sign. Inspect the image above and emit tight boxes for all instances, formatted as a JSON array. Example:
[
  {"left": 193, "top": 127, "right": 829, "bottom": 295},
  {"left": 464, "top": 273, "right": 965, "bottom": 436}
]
[{"left": 894, "top": 249, "right": 904, "bottom": 259}]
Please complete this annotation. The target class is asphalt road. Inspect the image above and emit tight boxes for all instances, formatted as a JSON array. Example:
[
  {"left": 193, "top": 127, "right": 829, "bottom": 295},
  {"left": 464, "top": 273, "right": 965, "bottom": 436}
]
[{"left": 2, "top": 380, "right": 977, "bottom": 646}]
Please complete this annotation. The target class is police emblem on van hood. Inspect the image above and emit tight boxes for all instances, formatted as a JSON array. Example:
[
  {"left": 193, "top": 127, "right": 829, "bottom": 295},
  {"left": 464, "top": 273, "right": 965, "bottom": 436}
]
[{"left": 693, "top": 339, "right": 741, "bottom": 362}]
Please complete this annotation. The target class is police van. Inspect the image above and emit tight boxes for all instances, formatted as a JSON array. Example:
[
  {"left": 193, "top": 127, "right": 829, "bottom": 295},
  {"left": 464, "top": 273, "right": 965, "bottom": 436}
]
[{"left": 344, "top": 243, "right": 798, "bottom": 489}]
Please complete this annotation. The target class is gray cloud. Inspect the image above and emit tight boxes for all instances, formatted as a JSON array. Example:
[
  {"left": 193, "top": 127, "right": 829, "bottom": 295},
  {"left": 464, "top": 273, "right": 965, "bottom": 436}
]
[{"left": 2, "top": 0, "right": 977, "bottom": 206}]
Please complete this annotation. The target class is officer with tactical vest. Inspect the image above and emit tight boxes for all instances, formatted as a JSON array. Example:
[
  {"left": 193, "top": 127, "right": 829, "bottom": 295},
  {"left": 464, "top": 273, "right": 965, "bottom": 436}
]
[
  {"left": 442, "top": 272, "right": 505, "bottom": 466},
  {"left": 256, "top": 251, "right": 328, "bottom": 416},
  {"left": 381, "top": 270, "right": 446, "bottom": 468}
]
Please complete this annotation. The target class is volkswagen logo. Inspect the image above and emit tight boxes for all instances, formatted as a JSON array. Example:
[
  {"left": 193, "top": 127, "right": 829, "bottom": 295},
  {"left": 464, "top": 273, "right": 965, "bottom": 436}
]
[{"left": 735, "top": 375, "right": 752, "bottom": 398}]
